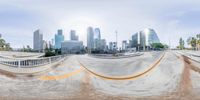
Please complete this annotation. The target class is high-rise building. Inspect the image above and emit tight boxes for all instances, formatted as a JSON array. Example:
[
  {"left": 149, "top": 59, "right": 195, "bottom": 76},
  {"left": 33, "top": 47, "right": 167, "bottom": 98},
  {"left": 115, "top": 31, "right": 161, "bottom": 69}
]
[
  {"left": 94, "top": 28, "right": 101, "bottom": 50},
  {"left": 129, "top": 28, "right": 160, "bottom": 51},
  {"left": 109, "top": 42, "right": 114, "bottom": 51},
  {"left": 109, "top": 42, "right": 117, "bottom": 51},
  {"left": 94, "top": 28, "right": 101, "bottom": 40},
  {"left": 33, "top": 29, "right": 43, "bottom": 52},
  {"left": 55, "top": 29, "right": 64, "bottom": 49},
  {"left": 61, "top": 40, "right": 84, "bottom": 54},
  {"left": 122, "top": 40, "right": 128, "bottom": 51},
  {"left": 99, "top": 39, "right": 107, "bottom": 51},
  {"left": 131, "top": 33, "right": 139, "bottom": 47},
  {"left": 70, "top": 30, "right": 79, "bottom": 41},
  {"left": 140, "top": 28, "right": 160, "bottom": 50},
  {"left": 145, "top": 28, "right": 160, "bottom": 46},
  {"left": 87, "top": 27, "right": 94, "bottom": 50}
]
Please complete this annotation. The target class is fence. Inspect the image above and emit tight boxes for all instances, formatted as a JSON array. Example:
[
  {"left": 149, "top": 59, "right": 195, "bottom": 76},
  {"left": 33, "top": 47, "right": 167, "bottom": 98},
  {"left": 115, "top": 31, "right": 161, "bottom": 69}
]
[{"left": 0, "top": 55, "right": 66, "bottom": 68}]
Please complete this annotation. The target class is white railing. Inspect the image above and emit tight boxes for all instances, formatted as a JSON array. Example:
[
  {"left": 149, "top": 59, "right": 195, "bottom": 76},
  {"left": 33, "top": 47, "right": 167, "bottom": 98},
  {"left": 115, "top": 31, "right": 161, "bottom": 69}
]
[{"left": 0, "top": 55, "right": 66, "bottom": 68}]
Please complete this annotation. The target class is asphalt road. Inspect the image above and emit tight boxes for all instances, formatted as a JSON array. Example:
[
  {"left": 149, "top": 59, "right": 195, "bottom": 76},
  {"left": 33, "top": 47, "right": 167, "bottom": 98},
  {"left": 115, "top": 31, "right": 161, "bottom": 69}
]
[{"left": 0, "top": 51, "right": 200, "bottom": 100}]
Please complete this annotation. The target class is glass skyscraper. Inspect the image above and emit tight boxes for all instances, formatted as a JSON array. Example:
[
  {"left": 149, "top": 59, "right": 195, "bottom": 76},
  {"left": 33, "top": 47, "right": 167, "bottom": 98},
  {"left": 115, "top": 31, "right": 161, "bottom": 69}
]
[
  {"left": 94, "top": 28, "right": 101, "bottom": 40},
  {"left": 33, "top": 29, "right": 43, "bottom": 52},
  {"left": 130, "top": 28, "right": 160, "bottom": 50},
  {"left": 87, "top": 27, "right": 94, "bottom": 50},
  {"left": 70, "top": 30, "right": 79, "bottom": 41},
  {"left": 55, "top": 29, "right": 64, "bottom": 49}
]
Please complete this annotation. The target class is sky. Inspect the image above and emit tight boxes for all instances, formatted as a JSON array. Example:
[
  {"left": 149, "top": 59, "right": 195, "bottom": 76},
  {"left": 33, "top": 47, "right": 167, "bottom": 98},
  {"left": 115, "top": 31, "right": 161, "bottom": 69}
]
[{"left": 0, "top": 0, "right": 200, "bottom": 48}]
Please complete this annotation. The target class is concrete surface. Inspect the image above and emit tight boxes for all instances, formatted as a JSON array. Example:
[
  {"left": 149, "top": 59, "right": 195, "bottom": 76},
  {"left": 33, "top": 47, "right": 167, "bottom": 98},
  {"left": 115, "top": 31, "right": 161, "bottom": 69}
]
[{"left": 0, "top": 51, "right": 199, "bottom": 99}]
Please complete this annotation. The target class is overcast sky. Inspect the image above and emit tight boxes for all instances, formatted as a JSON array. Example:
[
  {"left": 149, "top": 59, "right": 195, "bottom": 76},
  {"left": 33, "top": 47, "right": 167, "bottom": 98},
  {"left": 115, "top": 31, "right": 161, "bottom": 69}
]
[{"left": 0, "top": 0, "right": 200, "bottom": 48}]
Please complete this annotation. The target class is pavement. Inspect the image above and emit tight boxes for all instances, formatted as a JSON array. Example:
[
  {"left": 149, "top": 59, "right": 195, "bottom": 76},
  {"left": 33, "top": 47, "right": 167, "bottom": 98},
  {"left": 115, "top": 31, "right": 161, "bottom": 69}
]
[
  {"left": 176, "top": 50, "right": 200, "bottom": 62},
  {"left": 0, "top": 51, "right": 200, "bottom": 99},
  {"left": 0, "top": 51, "right": 44, "bottom": 59}
]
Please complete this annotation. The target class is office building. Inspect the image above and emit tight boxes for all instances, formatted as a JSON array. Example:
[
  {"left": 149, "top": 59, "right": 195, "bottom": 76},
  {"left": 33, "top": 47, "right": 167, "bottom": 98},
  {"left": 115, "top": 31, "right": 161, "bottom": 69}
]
[
  {"left": 55, "top": 29, "right": 64, "bottom": 49},
  {"left": 94, "top": 28, "right": 101, "bottom": 50},
  {"left": 70, "top": 30, "right": 79, "bottom": 41},
  {"left": 129, "top": 28, "right": 160, "bottom": 51},
  {"left": 122, "top": 40, "right": 128, "bottom": 51},
  {"left": 87, "top": 27, "right": 94, "bottom": 50},
  {"left": 109, "top": 42, "right": 117, "bottom": 51},
  {"left": 99, "top": 39, "right": 107, "bottom": 51},
  {"left": 94, "top": 28, "right": 101, "bottom": 40},
  {"left": 33, "top": 29, "right": 43, "bottom": 52},
  {"left": 61, "top": 40, "right": 84, "bottom": 54}
]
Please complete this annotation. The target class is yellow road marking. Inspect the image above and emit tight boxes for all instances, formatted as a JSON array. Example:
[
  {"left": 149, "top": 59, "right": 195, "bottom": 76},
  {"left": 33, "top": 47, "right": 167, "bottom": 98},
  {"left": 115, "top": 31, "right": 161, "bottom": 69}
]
[
  {"left": 39, "top": 52, "right": 165, "bottom": 81},
  {"left": 79, "top": 52, "right": 165, "bottom": 80},
  {"left": 39, "top": 68, "right": 83, "bottom": 80}
]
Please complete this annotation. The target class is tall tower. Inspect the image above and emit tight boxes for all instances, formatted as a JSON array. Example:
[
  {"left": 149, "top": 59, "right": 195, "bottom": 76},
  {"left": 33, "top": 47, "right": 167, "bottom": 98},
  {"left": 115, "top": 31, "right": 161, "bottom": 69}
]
[
  {"left": 33, "top": 29, "right": 43, "bottom": 52},
  {"left": 70, "top": 30, "right": 79, "bottom": 41},
  {"left": 94, "top": 28, "right": 101, "bottom": 40},
  {"left": 115, "top": 30, "right": 118, "bottom": 50},
  {"left": 87, "top": 27, "right": 94, "bottom": 50},
  {"left": 55, "top": 29, "right": 64, "bottom": 49}
]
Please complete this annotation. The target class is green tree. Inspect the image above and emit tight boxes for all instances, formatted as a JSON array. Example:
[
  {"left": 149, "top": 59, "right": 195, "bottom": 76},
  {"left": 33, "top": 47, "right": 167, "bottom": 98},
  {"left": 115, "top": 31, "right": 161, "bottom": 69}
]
[
  {"left": 151, "top": 43, "right": 164, "bottom": 50},
  {"left": 196, "top": 34, "right": 200, "bottom": 50},
  {"left": 179, "top": 37, "right": 185, "bottom": 50},
  {"left": 187, "top": 37, "right": 197, "bottom": 50},
  {"left": 0, "top": 38, "right": 12, "bottom": 51}
]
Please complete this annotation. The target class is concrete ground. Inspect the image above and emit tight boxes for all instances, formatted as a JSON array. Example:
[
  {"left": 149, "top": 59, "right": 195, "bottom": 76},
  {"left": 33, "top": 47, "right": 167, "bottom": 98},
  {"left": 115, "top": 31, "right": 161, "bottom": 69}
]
[
  {"left": 0, "top": 51, "right": 44, "bottom": 59},
  {"left": 0, "top": 51, "right": 200, "bottom": 100}
]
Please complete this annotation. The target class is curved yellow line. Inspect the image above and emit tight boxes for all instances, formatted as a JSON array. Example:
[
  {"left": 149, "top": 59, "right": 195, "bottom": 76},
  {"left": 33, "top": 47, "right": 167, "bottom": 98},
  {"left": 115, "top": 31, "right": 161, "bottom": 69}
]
[
  {"left": 39, "top": 68, "right": 82, "bottom": 80},
  {"left": 79, "top": 52, "right": 165, "bottom": 80}
]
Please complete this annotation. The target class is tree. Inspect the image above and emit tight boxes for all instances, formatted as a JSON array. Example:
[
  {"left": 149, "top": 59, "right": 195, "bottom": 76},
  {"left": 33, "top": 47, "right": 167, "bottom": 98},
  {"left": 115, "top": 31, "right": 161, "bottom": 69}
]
[
  {"left": 187, "top": 37, "right": 197, "bottom": 50},
  {"left": 151, "top": 43, "right": 164, "bottom": 50},
  {"left": 0, "top": 38, "right": 12, "bottom": 51},
  {"left": 196, "top": 34, "right": 200, "bottom": 50},
  {"left": 179, "top": 37, "right": 185, "bottom": 50}
]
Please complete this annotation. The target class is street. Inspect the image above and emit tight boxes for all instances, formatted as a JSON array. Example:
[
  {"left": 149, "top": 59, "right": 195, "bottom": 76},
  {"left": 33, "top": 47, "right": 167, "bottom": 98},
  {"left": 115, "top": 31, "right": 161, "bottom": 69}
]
[{"left": 0, "top": 51, "right": 200, "bottom": 99}]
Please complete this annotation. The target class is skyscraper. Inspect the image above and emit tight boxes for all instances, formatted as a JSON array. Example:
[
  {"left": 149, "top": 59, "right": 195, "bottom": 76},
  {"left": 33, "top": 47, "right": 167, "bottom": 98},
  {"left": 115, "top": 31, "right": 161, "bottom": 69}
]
[
  {"left": 93, "top": 28, "right": 101, "bottom": 50},
  {"left": 131, "top": 33, "right": 139, "bottom": 47},
  {"left": 33, "top": 29, "right": 43, "bottom": 52},
  {"left": 122, "top": 40, "right": 128, "bottom": 51},
  {"left": 94, "top": 28, "right": 101, "bottom": 40},
  {"left": 140, "top": 28, "right": 160, "bottom": 47},
  {"left": 87, "top": 27, "right": 94, "bottom": 50},
  {"left": 55, "top": 29, "right": 64, "bottom": 49},
  {"left": 70, "top": 30, "right": 79, "bottom": 41},
  {"left": 129, "top": 28, "right": 160, "bottom": 51}
]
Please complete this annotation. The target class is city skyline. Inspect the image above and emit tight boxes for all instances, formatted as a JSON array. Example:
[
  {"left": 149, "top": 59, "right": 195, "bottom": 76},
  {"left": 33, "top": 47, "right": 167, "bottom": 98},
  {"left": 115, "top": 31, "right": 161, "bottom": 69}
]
[{"left": 0, "top": 0, "right": 200, "bottom": 48}]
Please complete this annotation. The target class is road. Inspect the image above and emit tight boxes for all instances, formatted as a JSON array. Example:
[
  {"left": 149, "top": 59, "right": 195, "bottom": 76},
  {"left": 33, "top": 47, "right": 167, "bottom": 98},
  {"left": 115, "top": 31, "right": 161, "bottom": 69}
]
[{"left": 0, "top": 51, "right": 200, "bottom": 99}]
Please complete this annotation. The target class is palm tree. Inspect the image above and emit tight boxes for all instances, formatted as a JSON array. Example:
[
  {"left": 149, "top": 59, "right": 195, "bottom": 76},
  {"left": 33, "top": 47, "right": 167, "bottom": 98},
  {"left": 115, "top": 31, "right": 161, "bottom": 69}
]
[
  {"left": 0, "top": 38, "right": 12, "bottom": 51},
  {"left": 187, "top": 37, "right": 197, "bottom": 50}
]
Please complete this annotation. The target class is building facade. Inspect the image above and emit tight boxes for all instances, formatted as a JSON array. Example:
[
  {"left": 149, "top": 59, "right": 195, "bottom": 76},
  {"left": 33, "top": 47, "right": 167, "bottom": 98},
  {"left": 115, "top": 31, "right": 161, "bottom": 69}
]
[
  {"left": 33, "top": 29, "right": 43, "bottom": 52},
  {"left": 122, "top": 40, "right": 128, "bottom": 51},
  {"left": 94, "top": 28, "right": 101, "bottom": 40},
  {"left": 55, "top": 29, "right": 64, "bottom": 49},
  {"left": 87, "top": 27, "right": 94, "bottom": 50},
  {"left": 61, "top": 40, "right": 84, "bottom": 54},
  {"left": 129, "top": 28, "right": 160, "bottom": 51},
  {"left": 70, "top": 30, "right": 79, "bottom": 41}
]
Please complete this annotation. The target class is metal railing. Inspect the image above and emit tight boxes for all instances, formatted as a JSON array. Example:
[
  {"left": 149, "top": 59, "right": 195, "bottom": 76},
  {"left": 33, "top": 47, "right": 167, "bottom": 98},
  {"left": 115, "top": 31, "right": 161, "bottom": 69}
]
[{"left": 0, "top": 55, "right": 66, "bottom": 68}]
